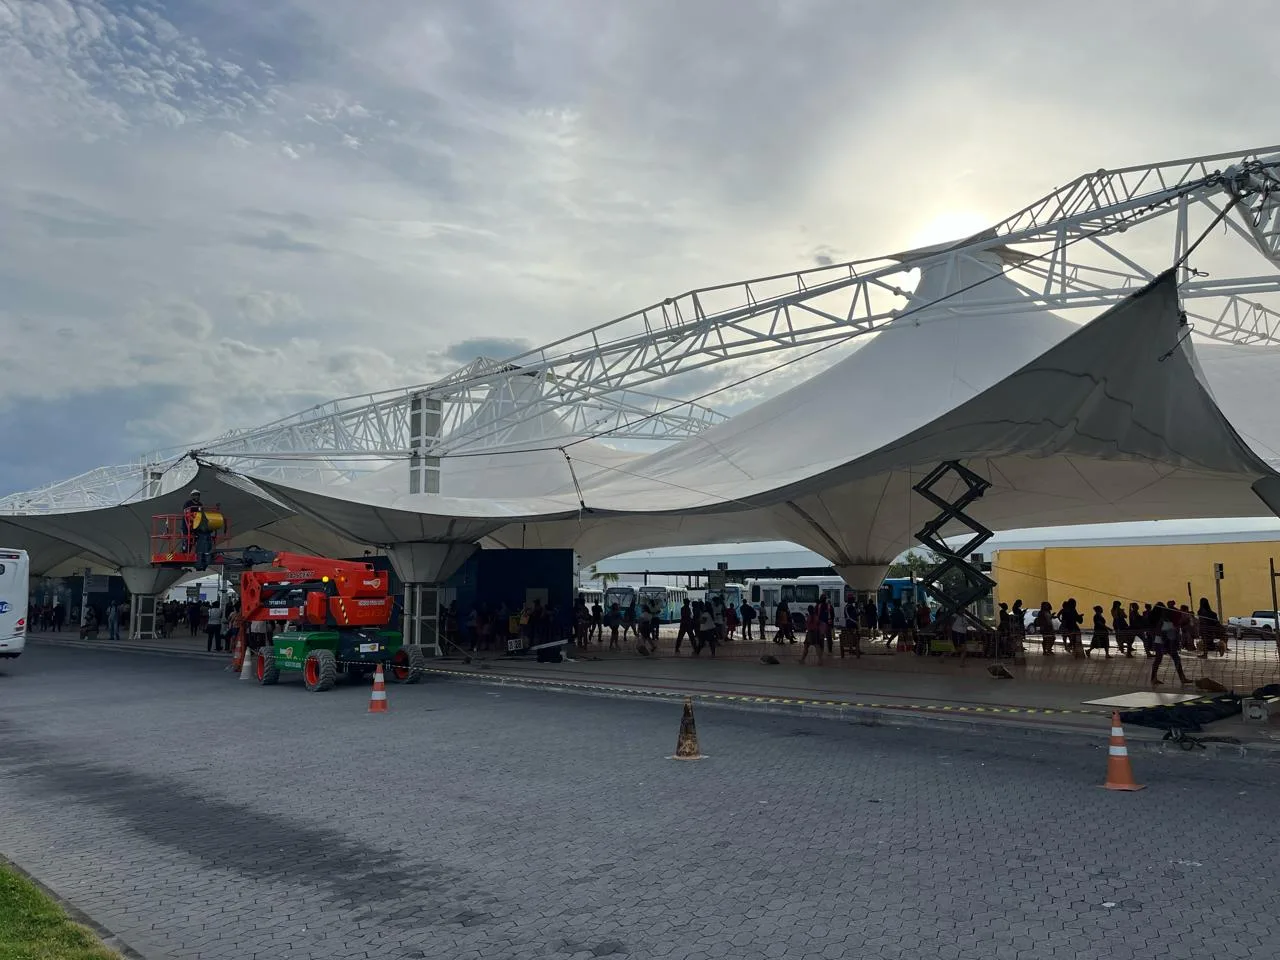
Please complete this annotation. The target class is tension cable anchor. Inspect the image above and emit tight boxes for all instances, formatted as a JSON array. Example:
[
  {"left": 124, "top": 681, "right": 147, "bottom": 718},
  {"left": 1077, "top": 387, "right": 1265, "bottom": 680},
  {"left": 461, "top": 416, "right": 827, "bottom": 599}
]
[{"left": 560, "top": 448, "right": 592, "bottom": 516}]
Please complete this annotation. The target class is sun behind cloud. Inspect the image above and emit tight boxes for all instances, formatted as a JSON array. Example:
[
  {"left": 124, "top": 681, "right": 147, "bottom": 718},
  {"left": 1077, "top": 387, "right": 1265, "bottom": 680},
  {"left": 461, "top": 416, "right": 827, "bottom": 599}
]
[{"left": 906, "top": 211, "right": 994, "bottom": 251}]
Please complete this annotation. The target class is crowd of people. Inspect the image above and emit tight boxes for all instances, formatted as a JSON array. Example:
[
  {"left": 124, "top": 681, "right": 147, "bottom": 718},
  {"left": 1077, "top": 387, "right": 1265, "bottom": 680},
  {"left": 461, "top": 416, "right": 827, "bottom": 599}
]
[
  {"left": 444, "top": 594, "right": 766, "bottom": 659},
  {"left": 30, "top": 581, "right": 1244, "bottom": 690},
  {"left": 487, "top": 589, "right": 1240, "bottom": 687},
  {"left": 26, "top": 600, "right": 68, "bottom": 633},
  {"left": 1003, "top": 596, "right": 1229, "bottom": 684}
]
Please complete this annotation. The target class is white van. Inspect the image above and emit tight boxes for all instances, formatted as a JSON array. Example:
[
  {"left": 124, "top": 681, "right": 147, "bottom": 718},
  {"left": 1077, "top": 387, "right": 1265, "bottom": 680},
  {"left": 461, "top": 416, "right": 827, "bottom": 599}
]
[{"left": 0, "top": 548, "right": 29, "bottom": 659}]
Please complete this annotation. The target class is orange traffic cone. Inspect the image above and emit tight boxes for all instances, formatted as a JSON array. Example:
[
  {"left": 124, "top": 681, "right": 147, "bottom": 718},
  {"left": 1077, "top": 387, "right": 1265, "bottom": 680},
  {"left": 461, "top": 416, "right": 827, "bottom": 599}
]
[
  {"left": 1103, "top": 711, "right": 1144, "bottom": 791},
  {"left": 368, "top": 664, "right": 389, "bottom": 714},
  {"left": 229, "top": 634, "right": 245, "bottom": 674},
  {"left": 239, "top": 645, "right": 255, "bottom": 681},
  {"left": 668, "top": 697, "right": 706, "bottom": 761}
]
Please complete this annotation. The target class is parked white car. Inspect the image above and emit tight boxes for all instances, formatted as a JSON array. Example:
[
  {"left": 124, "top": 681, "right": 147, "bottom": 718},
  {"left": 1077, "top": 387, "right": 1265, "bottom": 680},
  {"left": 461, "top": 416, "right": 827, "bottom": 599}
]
[
  {"left": 1227, "top": 610, "right": 1277, "bottom": 640},
  {"left": 1023, "top": 609, "right": 1061, "bottom": 633},
  {"left": 0, "top": 548, "right": 29, "bottom": 660}
]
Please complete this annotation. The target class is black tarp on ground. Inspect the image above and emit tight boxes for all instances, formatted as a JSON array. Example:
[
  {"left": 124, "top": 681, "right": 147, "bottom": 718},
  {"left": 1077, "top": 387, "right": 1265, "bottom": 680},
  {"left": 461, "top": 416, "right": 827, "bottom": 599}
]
[{"left": 1120, "top": 694, "right": 1242, "bottom": 733}]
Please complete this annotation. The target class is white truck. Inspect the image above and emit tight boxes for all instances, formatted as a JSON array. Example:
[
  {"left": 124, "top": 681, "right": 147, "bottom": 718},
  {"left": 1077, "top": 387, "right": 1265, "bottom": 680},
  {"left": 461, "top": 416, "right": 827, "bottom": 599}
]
[
  {"left": 1227, "top": 609, "right": 1277, "bottom": 640},
  {"left": 0, "top": 548, "right": 29, "bottom": 659}
]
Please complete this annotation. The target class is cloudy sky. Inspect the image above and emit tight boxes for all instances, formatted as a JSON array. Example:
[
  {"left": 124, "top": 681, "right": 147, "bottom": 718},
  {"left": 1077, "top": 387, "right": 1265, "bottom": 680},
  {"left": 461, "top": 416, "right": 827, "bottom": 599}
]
[{"left": 0, "top": 0, "right": 1275, "bottom": 496}]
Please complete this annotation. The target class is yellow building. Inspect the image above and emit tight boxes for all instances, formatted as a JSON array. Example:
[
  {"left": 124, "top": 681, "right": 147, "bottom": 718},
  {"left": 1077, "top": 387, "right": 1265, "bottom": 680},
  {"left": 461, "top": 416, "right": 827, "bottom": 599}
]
[{"left": 992, "top": 520, "right": 1280, "bottom": 619}]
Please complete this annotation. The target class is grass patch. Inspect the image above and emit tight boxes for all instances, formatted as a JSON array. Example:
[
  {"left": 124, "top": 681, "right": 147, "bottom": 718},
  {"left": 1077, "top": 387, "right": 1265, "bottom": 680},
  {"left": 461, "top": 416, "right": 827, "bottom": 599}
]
[{"left": 0, "top": 863, "right": 120, "bottom": 959}]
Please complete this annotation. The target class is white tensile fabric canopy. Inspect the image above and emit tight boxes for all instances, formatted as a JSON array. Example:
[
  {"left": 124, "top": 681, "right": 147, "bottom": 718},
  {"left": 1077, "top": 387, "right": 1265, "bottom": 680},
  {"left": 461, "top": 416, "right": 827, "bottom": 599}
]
[
  {"left": 8, "top": 261, "right": 1280, "bottom": 588},
  {"left": 240, "top": 267, "right": 1280, "bottom": 588},
  {"left": 0, "top": 519, "right": 113, "bottom": 579}
]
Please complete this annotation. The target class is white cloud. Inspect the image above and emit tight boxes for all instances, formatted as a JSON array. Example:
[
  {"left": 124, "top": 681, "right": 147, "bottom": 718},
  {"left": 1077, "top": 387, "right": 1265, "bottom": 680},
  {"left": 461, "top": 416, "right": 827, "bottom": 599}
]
[
  {"left": 1, "top": 0, "right": 1279, "bottom": 496},
  {"left": 236, "top": 290, "right": 304, "bottom": 325}
]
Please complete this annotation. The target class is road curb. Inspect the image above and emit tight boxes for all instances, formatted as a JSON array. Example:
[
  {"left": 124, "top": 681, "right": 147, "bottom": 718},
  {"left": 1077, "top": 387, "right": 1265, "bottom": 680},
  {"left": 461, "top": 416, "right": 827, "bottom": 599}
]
[
  {"left": 1, "top": 855, "right": 154, "bottom": 960},
  {"left": 424, "top": 666, "right": 1280, "bottom": 763}
]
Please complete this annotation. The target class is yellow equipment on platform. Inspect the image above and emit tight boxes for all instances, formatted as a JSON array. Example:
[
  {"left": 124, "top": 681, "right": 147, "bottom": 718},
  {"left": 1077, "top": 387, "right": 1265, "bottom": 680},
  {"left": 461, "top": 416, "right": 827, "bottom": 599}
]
[{"left": 188, "top": 508, "right": 226, "bottom": 534}]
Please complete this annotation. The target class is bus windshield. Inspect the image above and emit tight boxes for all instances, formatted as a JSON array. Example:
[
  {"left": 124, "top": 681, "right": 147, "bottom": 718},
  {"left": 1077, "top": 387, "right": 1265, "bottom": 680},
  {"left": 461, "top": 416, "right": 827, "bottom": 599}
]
[{"left": 604, "top": 586, "right": 635, "bottom": 609}]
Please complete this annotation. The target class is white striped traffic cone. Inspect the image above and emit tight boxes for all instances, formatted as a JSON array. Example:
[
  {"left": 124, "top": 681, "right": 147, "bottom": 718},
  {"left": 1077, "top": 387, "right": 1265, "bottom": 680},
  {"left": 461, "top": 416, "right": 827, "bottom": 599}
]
[
  {"left": 368, "top": 664, "right": 388, "bottom": 713},
  {"left": 1103, "top": 711, "right": 1144, "bottom": 791}
]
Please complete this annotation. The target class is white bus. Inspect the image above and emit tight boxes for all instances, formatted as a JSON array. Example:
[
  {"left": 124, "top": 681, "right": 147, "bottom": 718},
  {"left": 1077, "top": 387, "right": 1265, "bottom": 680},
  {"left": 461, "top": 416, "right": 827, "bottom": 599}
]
[
  {"left": 688, "top": 582, "right": 746, "bottom": 611},
  {"left": 746, "top": 576, "right": 850, "bottom": 627},
  {"left": 637, "top": 585, "right": 685, "bottom": 623},
  {"left": 0, "top": 548, "right": 30, "bottom": 660}
]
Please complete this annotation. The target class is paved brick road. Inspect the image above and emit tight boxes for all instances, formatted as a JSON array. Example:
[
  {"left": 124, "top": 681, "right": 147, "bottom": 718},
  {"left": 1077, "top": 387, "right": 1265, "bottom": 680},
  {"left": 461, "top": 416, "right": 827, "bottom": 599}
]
[{"left": 1, "top": 646, "right": 1278, "bottom": 960}]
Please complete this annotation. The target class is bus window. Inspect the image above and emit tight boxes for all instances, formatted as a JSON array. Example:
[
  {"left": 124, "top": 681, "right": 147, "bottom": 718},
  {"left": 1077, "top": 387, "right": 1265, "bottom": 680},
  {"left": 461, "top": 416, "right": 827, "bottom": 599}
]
[
  {"left": 782, "top": 584, "right": 820, "bottom": 605},
  {"left": 750, "top": 584, "right": 761, "bottom": 603}
]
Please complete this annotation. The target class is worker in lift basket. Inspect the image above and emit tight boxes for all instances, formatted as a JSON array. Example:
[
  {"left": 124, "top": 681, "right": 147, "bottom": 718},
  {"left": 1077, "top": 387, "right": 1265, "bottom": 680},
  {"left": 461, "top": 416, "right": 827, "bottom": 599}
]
[{"left": 182, "top": 489, "right": 214, "bottom": 570}]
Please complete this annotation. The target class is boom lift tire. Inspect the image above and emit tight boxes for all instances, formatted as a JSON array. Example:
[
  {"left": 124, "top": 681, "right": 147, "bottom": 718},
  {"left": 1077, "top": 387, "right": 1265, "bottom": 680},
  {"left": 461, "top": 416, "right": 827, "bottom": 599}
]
[
  {"left": 389, "top": 644, "right": 427, "bottom": 684},
  {"left": 303, "top": 649, "right": 338, "bottom": 692},
  {"left": 257, "top": 652, "right": 280, "bottom": 685}
]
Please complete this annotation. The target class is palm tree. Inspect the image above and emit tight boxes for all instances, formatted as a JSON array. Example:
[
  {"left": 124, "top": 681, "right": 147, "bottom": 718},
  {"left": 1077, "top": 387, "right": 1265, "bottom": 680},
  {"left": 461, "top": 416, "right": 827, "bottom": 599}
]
[{"left": 587, "top": 564, "right": 620, "bottom": 587}]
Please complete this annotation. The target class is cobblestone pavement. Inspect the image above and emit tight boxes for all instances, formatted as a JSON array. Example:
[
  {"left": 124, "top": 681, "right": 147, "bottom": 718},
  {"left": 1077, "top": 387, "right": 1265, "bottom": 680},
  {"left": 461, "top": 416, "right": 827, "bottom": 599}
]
[{"left": 1, "top": 646, "right": 1278, "bottom": 960}]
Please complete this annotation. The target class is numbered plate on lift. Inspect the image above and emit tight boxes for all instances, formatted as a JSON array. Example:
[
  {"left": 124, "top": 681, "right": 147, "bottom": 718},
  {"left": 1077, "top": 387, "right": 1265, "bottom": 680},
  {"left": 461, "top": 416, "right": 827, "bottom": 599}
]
[{"left": 358, "top": 642, "right": 382, "bottom": 654}]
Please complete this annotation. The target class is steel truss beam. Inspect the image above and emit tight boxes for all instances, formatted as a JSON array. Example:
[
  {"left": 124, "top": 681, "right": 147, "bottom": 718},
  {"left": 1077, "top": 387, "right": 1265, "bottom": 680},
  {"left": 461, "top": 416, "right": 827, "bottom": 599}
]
[
  {"left": 6, "top": 147, "right": 1280, "bottom": 513},
  {"left": 0, "top": 361, "right": 728, "bottom": 512},
  {"left": 411, "top": 147, "right": 1280, "bottom": 447}
]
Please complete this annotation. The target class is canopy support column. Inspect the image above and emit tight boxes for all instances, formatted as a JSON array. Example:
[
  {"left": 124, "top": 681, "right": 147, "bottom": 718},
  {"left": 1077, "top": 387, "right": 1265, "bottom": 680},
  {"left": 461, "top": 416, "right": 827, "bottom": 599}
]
[
  {"left": 385, "top": 543, "right": 478, "bottom": 658},
  {"left": 403, "top": 585, "right": 441, "bottom": 656},
  {"left": 913, "top": 461, "right": 995, "bottom": 636},
  {"left": 119, "top": 566, "right": 184, "bottom": 640},
  {"left": 129, "top": 595, "right": 160, "bottom": 641}
]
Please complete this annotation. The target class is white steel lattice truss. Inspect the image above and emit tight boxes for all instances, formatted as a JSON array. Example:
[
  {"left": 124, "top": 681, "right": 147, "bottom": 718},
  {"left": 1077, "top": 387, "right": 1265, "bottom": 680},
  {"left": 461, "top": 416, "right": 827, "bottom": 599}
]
[{"left": 5, "top": 145, "right": 1280, "bottom": 514}]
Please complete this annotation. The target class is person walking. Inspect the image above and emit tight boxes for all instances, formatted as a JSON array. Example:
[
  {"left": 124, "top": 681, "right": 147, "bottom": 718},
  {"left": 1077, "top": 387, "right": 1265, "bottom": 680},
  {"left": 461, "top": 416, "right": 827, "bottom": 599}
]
[
  {"left": 1151, "top": 602, "right": 1191, "bottom": 686},
  {"left": 1111, "top": 601, "right": 1132, "bottom": 657},
  {"left": 798, "top": 605, "right": 824, "bottom": 665},
  {"left": 1196, "top": 596, "right": 1225, "bottom": 658},
  {"left": 818, "top": 594, "right": 834, "bottom": 653},
  {"left": 1087, "top": 605, "right": 1111, "bottom": 658},
  {"left": 205, "top": 602, "right": 223, "bottom": 652},
  {"left": 1009, "top": 600, "right": 1025, "bottom": 653},
  {"left": 1058, "top": 598, "right": 1084, "bottom": 657},
  {"left": 694, "top": 601, "right": 717, "bottom": 657},
  {"left": 843, "top": 594, "right": 863, "bottom": 657},
  {"left": 741, "top": 600, "right": 756, "bottom": 641},
  {"left": 1035, "top": 601, "right": 1056, "bottom": 655},
  {"left": 675, "top": 598, "right": 694, "bottom": 653},
  {"left": 774, "top": 601, "right": 791, "bottom": 644},
  {"left": 106, "top": 599, "right": 121, "bottom": 642}
]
